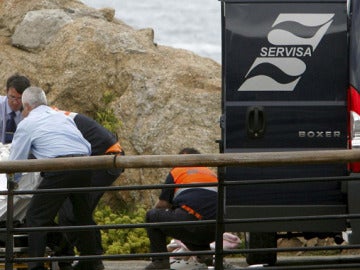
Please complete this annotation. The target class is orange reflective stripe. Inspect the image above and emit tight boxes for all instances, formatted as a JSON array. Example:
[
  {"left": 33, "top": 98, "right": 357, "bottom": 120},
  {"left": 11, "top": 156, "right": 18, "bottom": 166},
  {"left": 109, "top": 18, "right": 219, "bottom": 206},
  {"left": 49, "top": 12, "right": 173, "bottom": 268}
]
[
  {"left": 181, "top": 204, "right": 203, "bottom": 220},
  {"left": 105, "top": 142, "right": 123, "bottom": 154},
  {"left": 51, "top": 106, "right": 71, "bottom": 115}
]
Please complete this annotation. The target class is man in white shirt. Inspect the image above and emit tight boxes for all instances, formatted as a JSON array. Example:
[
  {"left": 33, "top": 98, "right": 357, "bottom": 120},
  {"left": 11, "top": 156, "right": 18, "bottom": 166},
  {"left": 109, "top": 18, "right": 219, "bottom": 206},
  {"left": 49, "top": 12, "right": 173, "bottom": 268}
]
[{"left": 9, "top": 86, "right": 97, "bottom": 270}]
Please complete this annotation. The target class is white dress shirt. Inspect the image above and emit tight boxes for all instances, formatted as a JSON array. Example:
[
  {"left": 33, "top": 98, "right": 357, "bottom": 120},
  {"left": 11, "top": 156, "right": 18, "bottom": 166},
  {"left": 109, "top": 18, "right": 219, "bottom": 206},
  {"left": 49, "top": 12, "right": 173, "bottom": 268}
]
[{"left": 9, "top": 105, "right": 90, "bottom": 161}]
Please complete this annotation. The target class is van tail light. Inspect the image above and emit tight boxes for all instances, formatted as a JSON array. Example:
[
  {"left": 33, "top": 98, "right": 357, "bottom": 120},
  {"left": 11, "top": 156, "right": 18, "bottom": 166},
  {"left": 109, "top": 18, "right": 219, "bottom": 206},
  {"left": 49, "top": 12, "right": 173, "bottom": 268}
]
[{"left": 348, "top": 85, "right": 360, "bottom": 172}]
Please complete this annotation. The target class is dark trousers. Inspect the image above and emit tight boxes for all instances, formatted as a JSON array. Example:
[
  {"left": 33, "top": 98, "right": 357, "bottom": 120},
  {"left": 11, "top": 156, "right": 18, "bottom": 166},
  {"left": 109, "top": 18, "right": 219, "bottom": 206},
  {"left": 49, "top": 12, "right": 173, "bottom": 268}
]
[
  {"left": 57, "top": 168, "right": 122, "bottom": 256},
  {"left": 145, "top": 207, "right": 216, "bottom": 259},
  {"left": 26, "top": 170, "right": 96, "bottom": 270}
]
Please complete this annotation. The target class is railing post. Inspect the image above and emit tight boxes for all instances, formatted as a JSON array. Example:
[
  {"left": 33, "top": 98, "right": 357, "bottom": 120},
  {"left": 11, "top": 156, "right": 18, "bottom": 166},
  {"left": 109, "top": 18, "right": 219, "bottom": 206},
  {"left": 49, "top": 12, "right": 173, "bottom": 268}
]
[
  {"left": 215, "top": 166, "right": 225, "bottom": 270},
  {"left": 5, "top": 174, "right": 15, "bottom": 270}
]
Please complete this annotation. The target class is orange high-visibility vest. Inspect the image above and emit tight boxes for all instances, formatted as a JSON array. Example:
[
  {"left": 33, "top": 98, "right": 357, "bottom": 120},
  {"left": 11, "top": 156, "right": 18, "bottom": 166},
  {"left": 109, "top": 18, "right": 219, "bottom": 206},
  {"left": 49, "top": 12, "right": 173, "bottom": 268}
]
[{"left": 171, "top": 167, "right": 218, "bottom": 200}]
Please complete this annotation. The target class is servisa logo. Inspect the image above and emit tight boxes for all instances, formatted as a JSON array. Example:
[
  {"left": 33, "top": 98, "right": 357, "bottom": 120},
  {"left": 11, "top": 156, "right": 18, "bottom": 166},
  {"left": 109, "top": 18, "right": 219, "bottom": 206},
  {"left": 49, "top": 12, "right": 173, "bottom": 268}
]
[{"left": 238, "top": 13, "right": 334, "bottom": 91}]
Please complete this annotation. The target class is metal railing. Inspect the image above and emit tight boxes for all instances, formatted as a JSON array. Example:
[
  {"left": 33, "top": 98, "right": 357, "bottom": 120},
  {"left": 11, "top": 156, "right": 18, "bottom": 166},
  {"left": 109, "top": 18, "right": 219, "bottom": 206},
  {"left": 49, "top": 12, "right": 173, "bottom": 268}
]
[{"left": 1, "top": 149, "right": 360, "bottom": 269}]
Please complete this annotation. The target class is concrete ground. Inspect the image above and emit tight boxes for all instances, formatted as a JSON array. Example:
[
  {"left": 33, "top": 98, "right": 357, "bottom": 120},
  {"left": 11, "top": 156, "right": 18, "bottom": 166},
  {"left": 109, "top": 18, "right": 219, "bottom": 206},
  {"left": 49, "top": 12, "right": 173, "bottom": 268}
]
[
  {"left": 101, "top": 255, "right": 360, "bottom": 270},
  {"left": 102, "top": 258, "right": 242, "bottom": 270}
]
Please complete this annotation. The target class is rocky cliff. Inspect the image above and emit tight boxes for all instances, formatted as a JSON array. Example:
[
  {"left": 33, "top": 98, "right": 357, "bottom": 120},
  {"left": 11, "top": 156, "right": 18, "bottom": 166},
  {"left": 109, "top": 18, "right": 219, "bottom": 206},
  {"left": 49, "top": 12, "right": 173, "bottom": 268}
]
[{"left": 0, "top": 0, "right": 221, "bottom": 206}]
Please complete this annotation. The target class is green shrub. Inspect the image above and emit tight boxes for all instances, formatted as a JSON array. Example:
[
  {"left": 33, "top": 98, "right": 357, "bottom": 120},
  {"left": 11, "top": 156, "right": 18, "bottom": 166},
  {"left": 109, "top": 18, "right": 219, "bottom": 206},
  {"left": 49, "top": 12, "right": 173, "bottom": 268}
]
[
  {"left": 95, "top": 108, "right": 121, "bottom": 134},
  {"left": 95, "top": 90, "right": 122, "bottom": 134},
  {"left": 94, "top": 205, "right": 150, "bottom": 254}
]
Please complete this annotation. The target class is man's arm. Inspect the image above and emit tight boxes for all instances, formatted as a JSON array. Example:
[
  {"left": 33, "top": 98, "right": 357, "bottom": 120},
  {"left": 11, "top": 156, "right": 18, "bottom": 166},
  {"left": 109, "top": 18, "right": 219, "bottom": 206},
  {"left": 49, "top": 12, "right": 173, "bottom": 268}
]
[
  {"left": 0, "top": 97, "right": 7, "bottom": 144},
  {"left": 154, "top": 199, "right": 172, "bottom": 209},
  {"left": 155, "top": 172, "right": 175, "bottom": 209},
  {"left": 9, "top": 123, "right": 32, "bottom": 161}
]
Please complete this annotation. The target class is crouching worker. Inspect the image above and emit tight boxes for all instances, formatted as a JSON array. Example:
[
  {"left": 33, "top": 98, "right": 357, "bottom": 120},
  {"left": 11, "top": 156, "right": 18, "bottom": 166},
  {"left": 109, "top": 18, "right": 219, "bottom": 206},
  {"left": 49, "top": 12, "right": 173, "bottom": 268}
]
[
  {"left": 144, "top": 148, "right": 218, "bottom": 270},
  {"left": 54, "top": 109, "right": 124, "bottom": 270}
]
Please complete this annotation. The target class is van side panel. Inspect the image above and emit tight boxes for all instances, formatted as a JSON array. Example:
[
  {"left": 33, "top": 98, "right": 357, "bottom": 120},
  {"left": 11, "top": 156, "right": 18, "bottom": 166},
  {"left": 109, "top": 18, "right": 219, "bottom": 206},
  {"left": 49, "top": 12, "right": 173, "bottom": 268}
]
[{"left": 222, "top": 1, "right": 348, "bottom": 208}]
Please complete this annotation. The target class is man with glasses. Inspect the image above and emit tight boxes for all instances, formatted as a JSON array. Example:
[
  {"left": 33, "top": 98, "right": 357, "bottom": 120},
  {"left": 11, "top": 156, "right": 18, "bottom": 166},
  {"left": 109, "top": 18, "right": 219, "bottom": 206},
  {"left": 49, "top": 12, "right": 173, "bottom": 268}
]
[{"left": 0, "top": 74, "right": 30, "bottom": 144}]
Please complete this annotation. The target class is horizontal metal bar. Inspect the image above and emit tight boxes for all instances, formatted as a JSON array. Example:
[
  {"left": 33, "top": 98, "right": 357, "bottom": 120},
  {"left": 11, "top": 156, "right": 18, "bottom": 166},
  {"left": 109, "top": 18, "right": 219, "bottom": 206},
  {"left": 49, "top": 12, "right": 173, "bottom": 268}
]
[
  {"left": 225, "top": 174, "right": 360, "bottom": 185},
  {"left": 2, "top": 213, "right": 353, "bottom": 233},
  {"left": 5, "top": 220, "right": 216, "bottom": 233},
  {"left": 1, "top": 149, "right": 360, "bottom": 173},
  {"left": 0, "top": 182, "right": 219, "bottom": 196},
  {"left": 225, "top": 213, "right": 360, "bottom": 223}
]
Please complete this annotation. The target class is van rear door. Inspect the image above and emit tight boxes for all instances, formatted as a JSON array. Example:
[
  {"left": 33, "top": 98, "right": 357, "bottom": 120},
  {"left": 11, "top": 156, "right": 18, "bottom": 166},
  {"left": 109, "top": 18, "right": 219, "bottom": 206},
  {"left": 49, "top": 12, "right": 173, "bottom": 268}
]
[{"left": 221, "top": 0, "right": 349, "bottom": 206}]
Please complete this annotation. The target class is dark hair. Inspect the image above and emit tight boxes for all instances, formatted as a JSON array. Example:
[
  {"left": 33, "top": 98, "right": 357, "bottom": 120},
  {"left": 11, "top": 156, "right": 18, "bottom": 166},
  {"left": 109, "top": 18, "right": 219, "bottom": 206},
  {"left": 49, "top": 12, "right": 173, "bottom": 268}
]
[
  {"left": 178, "top": 148, "right": 201, "bottom": 154},
  {"left": 6, "top": 74, "right": 31, "bottom": 94}
]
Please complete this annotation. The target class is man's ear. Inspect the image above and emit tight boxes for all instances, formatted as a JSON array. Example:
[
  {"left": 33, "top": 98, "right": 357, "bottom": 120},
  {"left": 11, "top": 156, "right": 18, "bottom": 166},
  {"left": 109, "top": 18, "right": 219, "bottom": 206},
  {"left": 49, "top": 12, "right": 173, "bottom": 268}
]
[{"left": 21, "top": 103, "right": 32, "bottom": 117}]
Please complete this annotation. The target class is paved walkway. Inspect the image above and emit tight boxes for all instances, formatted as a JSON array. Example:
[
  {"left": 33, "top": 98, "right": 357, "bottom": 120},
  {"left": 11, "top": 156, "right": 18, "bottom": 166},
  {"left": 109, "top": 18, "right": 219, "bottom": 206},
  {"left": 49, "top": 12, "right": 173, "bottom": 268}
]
[
  {"left": 102, "top": 255, "right": 360, "bottom": 270},
  {"left": 102, "top": 258, "right": 242, "bottom": 270}
]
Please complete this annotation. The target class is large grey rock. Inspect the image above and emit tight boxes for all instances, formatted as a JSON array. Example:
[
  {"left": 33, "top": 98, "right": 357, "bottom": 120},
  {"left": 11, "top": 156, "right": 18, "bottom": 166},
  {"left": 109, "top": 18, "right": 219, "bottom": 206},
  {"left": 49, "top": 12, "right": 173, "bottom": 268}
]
[
  {"left": 12, "top": 9, "right": 73, "bottom": 51},
  {"left": 0, "top": 0, "right": 221, "bottom": 207}
]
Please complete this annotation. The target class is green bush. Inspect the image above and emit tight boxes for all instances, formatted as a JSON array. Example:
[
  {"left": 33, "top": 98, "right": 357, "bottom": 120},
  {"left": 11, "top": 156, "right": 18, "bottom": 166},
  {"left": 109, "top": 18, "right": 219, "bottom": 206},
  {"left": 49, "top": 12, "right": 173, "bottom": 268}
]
[
  {"left": 94, "top": 205, "right": 150, "bottom": 254},
  {"left": 94, "top": 90, "right": 122, "bottom": 134},
  {"left": 95, "top": 108, "right": 121, "bottom": 134}
]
